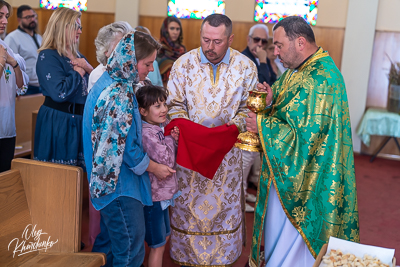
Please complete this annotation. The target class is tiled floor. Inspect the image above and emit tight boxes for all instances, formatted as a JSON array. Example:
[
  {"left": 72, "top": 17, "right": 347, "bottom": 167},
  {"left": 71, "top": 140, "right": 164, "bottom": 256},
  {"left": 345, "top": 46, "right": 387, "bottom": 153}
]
[
  {"left": 81, "top": 155, "right": 400, "bottom": 266},
  {"left": 81, "top": 182, "right": 257, "bottom": 267}
]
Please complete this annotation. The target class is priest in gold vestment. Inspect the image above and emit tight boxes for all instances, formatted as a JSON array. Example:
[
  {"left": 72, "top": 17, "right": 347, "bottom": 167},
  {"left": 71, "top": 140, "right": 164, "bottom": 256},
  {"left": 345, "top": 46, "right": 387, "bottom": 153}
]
[
  {"left": 245, "top": 16, "right": 359, "bottom": 267},
  {"left": 166, "top": 14, "right": 258, "bottom": 266}
]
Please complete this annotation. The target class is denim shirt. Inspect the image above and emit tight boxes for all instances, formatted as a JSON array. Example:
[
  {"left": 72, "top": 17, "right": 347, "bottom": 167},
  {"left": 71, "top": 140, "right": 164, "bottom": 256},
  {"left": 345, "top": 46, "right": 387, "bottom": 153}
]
[{"left": 83, "top": 71, "right": 152, "bottom": 210}]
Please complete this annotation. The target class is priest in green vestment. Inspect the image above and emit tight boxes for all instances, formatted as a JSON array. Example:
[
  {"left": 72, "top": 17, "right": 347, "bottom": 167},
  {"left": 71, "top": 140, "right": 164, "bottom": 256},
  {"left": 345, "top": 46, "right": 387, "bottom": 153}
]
[{"left": 245, "top": 16, "right": 359, "bottom": 267}]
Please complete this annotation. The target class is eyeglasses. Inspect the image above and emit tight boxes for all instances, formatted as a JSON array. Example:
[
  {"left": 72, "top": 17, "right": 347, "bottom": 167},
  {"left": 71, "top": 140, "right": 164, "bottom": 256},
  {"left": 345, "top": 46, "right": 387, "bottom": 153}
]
[
  {"left": 250, "top": 36, "right": 268, "bottom": 45},
  {"left": 21, "top": 14, "right": 37, "bottom": 20},
  {"left": 75, "top": 24, "right": 83, "bottom": 31}
]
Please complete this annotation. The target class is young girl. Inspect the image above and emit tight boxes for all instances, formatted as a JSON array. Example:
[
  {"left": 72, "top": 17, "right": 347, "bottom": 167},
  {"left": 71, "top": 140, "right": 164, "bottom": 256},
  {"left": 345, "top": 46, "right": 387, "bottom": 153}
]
[{"left": 136, "top": 85, "right": 180, "bottom": 267}]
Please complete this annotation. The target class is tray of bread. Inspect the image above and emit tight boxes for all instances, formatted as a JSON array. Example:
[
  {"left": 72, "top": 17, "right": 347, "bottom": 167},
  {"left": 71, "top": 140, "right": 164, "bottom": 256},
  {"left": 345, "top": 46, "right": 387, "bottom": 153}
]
[{"left": 316, "top": 237, "right": 395, "bottom": 267}]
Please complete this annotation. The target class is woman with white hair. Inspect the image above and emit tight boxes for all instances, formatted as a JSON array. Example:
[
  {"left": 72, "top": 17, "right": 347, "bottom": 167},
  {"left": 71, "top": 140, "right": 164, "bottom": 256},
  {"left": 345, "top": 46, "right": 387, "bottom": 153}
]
[
  {"left": 88, "top": 21, "right": 133, "bottom": 91},
  {"left": 86, "top": 21, "right": 133, "bottom": 246}
]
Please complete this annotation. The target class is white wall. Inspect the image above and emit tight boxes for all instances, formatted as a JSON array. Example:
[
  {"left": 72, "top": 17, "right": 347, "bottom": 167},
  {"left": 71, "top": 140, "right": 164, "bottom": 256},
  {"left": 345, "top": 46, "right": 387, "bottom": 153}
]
[
  {"left": 139, "top": 0, "right": 166, "bottom": 17},
  {"left": 376, "top": 0, "right": 400, "bottom": 32},
  {"left": 341, "top": 0, "right": 379, "bottom": 153},
  {"left": 9, "top": 0, "right": 39, "bottom": 8},
  {"left": 225, "top": 0, "right": 257, "bottom": 23},
  {"left": 87, "top": 0, "right": 115, "bottom": 13},
  {"left": 115, "top": 0, "right": 139, "bottom": 27},
  {"left": 138, "top": 0, "right": 349, "bottom": 27},
  {"left": 9, "top": 0, "right": 116, "bottom": 13},
  {"left": 316, "top": 0, "right": 348, "bottom": 28},
  {"left": 7, "top": 0, "right": 400, "bottom": 33}
]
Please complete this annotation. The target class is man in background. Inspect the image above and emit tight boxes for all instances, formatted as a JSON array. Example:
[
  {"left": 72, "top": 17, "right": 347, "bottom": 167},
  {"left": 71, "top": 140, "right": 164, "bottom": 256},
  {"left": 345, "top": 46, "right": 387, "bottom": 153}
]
[
  {"left": 241, "top": 24, "right": 272, "bottom": 212},
  {"left": 5, "top": 5, "right": 42, "bottom": 95},
  {"left": 242, "top": 24, "right": 271, "bottom": 85}
]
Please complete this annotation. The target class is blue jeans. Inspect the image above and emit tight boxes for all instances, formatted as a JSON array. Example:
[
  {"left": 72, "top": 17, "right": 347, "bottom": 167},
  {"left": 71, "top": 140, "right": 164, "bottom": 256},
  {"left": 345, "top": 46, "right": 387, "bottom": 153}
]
[
  {"left": 143, "top": 201, "right": 171, "bottom": 248},
  {"left": 92, "top": 196, "right": 145, "bottom": 267}
]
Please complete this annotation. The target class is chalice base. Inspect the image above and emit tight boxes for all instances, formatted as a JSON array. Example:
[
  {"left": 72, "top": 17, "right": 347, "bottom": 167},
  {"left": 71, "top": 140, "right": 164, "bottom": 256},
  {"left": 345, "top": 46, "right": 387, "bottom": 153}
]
[{"left": 234, "top": 131, "right": 263, "bottom": 152}]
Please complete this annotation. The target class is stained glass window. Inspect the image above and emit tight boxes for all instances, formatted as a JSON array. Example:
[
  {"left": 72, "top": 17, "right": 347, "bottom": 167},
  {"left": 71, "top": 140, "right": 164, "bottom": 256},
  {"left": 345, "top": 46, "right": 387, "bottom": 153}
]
[
  {"left": 167, "top": 0, "right": 225, "bottom": 19},
  {"left": 254, "top": 0, "right": 318, "bottom": 26},
  {"left": 40, "top": 0, "right": 88, "bottom": 12}
]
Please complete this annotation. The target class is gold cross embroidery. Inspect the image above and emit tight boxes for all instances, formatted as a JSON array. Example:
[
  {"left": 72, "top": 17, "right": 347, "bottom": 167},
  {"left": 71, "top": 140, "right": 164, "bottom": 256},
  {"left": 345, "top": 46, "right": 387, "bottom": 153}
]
[
  {"left": 198, "top": 200, "right": 214, "bottom": 215},
  {"left": 198, "top": 237, "right": 212, "bottom": 250}
]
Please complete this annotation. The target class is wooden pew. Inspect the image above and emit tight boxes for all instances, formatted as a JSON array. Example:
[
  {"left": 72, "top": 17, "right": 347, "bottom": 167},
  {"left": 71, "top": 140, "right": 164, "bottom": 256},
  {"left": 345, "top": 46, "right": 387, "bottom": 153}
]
[
  {"left": 32, "top": 111, "right": 38, "bottom": 159},
  {"left": 0, "top": 158, "right": 106, "bottom": 266},
  {"left": 14, "top": 94, "right": 45, "bottom": 158}
]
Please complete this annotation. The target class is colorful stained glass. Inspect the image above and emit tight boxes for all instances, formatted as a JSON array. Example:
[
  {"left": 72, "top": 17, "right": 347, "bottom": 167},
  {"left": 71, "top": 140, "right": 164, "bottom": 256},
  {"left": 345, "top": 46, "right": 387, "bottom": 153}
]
[
  {"left": 254, "top": 0, "right": 319, "bottom": 26},
  {"left": 40, "top": 0, "right": 88, "bottom": 12},
  {"left": 167, "top": 0, "right": 225, "bottom": 19}
]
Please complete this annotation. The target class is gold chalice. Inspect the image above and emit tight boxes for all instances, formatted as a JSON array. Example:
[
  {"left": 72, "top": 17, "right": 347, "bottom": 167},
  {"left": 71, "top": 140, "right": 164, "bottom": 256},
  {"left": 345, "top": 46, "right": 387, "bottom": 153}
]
[{"left": 234, "top": 90, "right": 269, "bottom": 152}]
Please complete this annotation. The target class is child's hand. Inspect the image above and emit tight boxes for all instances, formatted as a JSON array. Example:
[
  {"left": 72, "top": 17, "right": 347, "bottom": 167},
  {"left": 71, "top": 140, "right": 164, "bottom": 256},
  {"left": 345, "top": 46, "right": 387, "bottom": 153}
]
[{"left": 171, "top": 126, "right": 180, "bottom": 142}]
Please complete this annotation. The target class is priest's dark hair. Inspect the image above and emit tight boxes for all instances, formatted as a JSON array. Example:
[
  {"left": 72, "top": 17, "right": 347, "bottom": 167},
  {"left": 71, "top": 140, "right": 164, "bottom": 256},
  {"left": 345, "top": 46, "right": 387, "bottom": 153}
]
[
  {"left": 201, "top": 14, "right": 232, "bottom": 36},
  {"left": 273, "top": 16, "right": 316, "bottom": 44},
  {"left": 136, "top": 85, "right": 169, "bottom": 112}
]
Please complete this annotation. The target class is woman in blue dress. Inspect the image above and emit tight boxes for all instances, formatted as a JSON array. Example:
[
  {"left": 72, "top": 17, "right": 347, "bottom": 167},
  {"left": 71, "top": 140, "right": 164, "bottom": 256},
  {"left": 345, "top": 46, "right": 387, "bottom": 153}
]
[{"left": 34, "top": 7, "right": 93, "bottom": 169}]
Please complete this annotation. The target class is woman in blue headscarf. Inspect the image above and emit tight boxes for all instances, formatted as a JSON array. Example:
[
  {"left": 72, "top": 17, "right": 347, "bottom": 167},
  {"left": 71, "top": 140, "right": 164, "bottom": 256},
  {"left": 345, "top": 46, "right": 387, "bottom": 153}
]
[{"left": 83, "top": 31, "right": 173, "bottom": 266}]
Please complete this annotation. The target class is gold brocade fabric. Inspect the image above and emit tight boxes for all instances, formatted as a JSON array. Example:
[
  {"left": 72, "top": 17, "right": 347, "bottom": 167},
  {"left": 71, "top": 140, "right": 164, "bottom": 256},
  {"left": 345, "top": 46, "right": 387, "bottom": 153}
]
[
  {"left": 249, "top": 48, "right": 359, "bottom": 267},
  {"left": 167, "top": 48, "right": 258, "bottom": 266}
]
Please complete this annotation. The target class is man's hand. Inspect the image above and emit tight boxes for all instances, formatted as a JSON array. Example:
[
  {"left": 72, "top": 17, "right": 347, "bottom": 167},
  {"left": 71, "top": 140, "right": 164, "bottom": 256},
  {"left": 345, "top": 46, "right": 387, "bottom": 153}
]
[
  {"left": 245, "top": 112, "right": 258, "bottom": 133},
  {"left": 256, "top": 82, "right": 273, "bottom": 107},
  {"left": 255, "top": 46, "right": 267, "bottom": 64}
]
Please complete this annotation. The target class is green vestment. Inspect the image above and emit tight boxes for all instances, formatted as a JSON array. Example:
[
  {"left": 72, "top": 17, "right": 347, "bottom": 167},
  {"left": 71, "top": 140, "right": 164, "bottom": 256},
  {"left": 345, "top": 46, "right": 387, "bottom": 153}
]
[{"left": 249, "top": 48, "right": 359, "bottom": 267}]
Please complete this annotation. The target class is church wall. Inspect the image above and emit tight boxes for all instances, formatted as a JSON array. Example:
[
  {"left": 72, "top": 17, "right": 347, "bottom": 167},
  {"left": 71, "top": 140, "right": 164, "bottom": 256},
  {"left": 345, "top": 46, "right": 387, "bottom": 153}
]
[{"left": 6, "top": 0, "right": 400, "bottom": 157}]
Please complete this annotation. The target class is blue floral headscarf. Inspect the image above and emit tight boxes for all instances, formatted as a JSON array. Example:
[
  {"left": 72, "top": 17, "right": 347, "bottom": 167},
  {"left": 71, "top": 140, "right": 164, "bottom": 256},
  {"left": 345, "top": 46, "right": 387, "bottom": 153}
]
[{"left": 90, "top": 32, "right": 139, "bottom": 198}]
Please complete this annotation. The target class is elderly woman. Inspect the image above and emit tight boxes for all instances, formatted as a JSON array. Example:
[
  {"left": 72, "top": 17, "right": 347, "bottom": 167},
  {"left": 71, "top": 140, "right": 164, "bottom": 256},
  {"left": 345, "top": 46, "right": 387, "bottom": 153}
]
[
  {"left": 0, "top": 0, "right": 29, "bottom": 172},
  {"left": 34, "top": 7, "right": 93, "bottom": 169},
  {"left": 83, "top": 31, "right": 173, "bottom": 266},
  {"left": 86, "top": 21, "right": 133, "bottom": 246},
  {"left": 88, "top": 21, "right": 133, "bottom": 91}
]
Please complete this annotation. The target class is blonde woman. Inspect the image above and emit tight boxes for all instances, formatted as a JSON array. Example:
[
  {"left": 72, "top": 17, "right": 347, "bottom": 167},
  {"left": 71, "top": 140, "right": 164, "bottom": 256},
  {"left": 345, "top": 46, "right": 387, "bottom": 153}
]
[{"left": 34, "top": 7, "right": 93, "bottom": 169}]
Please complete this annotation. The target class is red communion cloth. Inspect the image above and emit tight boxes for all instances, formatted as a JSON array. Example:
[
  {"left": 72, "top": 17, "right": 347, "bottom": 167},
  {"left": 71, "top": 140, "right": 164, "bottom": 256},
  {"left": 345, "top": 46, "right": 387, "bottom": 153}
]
[{"left": 164, "top": 118, "right": 239, "bottom": 180}]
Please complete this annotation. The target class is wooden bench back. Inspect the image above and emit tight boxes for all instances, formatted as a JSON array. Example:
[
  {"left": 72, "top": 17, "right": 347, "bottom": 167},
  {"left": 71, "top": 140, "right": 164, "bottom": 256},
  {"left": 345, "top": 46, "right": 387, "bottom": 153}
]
[
  {"left": 15, "top": 94, "right": 44, "bottom": 145},
  {"left": 0, "top": 169, "right": 38, "bottom": 266},
  {"left": 14, "top": 94, "right": 44, "bottom": 158},
  {"left": 11, "top": 159, "right": 83, "bottom": 254}
]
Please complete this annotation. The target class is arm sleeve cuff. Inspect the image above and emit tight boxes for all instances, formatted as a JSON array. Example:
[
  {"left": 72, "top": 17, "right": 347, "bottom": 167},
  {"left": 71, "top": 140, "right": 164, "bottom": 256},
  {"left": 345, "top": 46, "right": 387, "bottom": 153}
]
[{"left": 129, "top": 153, "right": 150, "bottom": 175}]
